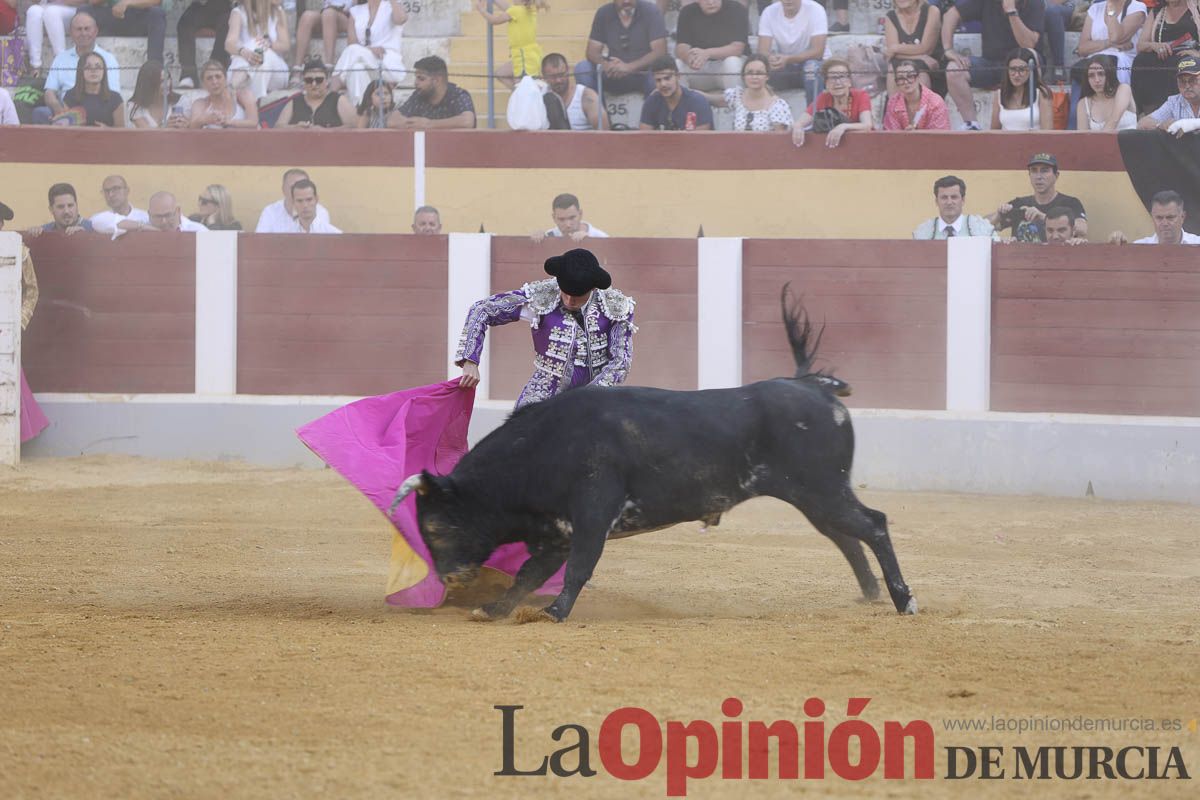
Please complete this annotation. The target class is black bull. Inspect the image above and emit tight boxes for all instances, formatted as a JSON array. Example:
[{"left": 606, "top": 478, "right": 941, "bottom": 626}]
[{"left": 394, "top": 291, "right": 916, "bottom": 622}]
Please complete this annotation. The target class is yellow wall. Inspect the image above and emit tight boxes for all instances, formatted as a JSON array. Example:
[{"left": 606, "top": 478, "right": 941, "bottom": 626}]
[{"left": 2, "top": 163, "right": 1153, "bottom": 242}]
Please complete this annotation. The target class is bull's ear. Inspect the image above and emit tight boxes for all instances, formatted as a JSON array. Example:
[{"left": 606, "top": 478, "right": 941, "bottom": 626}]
[{"left": 422, "top": 471, "right": 455, "bottom": 497}]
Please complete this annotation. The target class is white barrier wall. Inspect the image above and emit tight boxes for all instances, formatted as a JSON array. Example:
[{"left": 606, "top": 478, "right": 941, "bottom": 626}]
[{"left": 0, "top": 232, "right": 20, "bottom": 466}]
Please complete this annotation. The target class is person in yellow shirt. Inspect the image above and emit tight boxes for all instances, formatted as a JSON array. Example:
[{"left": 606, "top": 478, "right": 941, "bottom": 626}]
[{"left": 474, "top": 0, "right": 548, "bottom": 87}]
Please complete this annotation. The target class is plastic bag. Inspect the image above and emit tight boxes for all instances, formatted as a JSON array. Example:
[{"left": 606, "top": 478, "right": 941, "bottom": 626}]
[{"left": 506, "top": 74, "right": 549, "bottom": 131}]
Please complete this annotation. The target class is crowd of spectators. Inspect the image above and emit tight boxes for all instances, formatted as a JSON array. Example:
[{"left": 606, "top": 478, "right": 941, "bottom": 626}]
[{"left": 2, "top": 0, "right": 1199, "bottom": 135}]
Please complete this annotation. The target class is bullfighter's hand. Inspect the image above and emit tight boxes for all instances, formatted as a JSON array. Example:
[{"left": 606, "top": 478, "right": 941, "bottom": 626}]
[{"left": 460, "top": 362, "right": 481, "bottom": 389}]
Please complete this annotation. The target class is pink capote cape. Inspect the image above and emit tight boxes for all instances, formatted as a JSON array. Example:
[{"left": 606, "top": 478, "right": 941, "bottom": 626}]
[
  {"left": 20, "top": 368, "right": 49, "bottom": 443},
  {"left": 295, "top": 379, "right": 564, "bottom": 607}
]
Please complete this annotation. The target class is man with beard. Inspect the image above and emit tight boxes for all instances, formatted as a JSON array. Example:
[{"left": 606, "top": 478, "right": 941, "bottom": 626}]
[
  {"left": 388, "top": 56, "right": 476, "bottom": 130},
  {"left": 541, "top": 53, "right": 608, "bottom": 130},
  {"left": 639, "top": 56, "right": 714, "bottom": 130},
  {"left": 987, "top": 153, "right": 1088, "bottom": 242},
  {"left": 25, "top": 183, "right": 94, "bottom": 238}
]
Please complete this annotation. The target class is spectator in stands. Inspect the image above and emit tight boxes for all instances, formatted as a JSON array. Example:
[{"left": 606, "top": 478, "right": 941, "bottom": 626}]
[
  {"left": 991, "top": 48, "right": 1052, "bottom": 129},
  {"left": 387, "top": 56, "right": 477, "bottom": 129},
  {"left": 883, "top": 0, "right": 944, "bottom": 94},
  {"left": 287, "top": 179, "right": 342, "bottom": 234},
  {"left": 943, "top": 0, "right": 1046, "bottom": 130},
  {"left": 256, "top": 168, "right": 332, "bottom": 232},
  {"left": 913, "top": 175, "right": 996, "bottom": 238},
  {"left": 412, "top": 206, "right": 443, "bottom": 234},
  {"left": 674, "top": 0, "right": 749, "bottom": 92},
  {"left": 90, "top": 175, "right": 149, "bottom": 233},
  {"left": 1130, "top": 0, "right": 1200, "bottom": 114},
  {"left": 883, "top": 58, "right": 952, "bottom": 129},
  {"left": 128, "top": 60, "right": 188, "bottom": 127},
  {"left": 706, "top": 54, "right": 796, "bottom": 135},
  {"left": 121, "top": 191, "right": 208, "bottom": 232},
  {"left": 89, "top": 0, "right": 168, "bottom": 65},
  {"left": 0, "top": 88, "right": 17, "bottom": 125},
  {"left": 578, "top": 0, "right": 669, "bottom": 97},
  {"left": 276, "top": 59, "right": 355, "bottom": 127},
  {"left": 1043, "top": 0, "right": 1076, "bottom": 69},
  {"left": 0, "top": 0, "right": 14, "bottom": 35},
  {"left": 189, "top": 184, "right": 242, "bottom": 230},
  {"left": 227, "top": 0, "right": 291, "bottom": 99},
  {"left": 542, "top": 53, "right": 608, "bottom": 130},
  {"left": 61, "top": 52, "right": 125, "bottom": 126},
  {"left": 356, "top": 79, "right": 395, "bottom": 128},
  {"left": 38, "top": 11, "right": 121, "bottom": 125},
  {"left": 1138, "top": 55, "right": 1200, "bottom": 130},
  {"left": 1044, "top": 206, "right": 1087, "bottom": 244},
  {"left": 177, "top": 0, "right": 233, "bottom": 89},
  {"left": 988, "top": 152, "right": 1088, "bottom": 241},
  {"left": 1072, "top": 0, "right": 1145, "bottom": 85},
  {"left": 295, "top": 0, "right": 354, "bottom": 73},
  {"left": 473, "top": 0, "right": 546, "bottom": 88},
  {"left": 189, "top": 59, "right": 260, "bottom": 128},
  {"left": 640, "top": 55, "right": 714, "bottom": 129},
  {"left": 25, "top": 183, "right": 95, "bottom": 237},
  {"left": 794, "top": 58, "right": 873, "bottom": 147},
  {"left": 333, "top": 0, "right": 408, "bottom": 103},
  {"left": 756, "top": 0, "right": 829, "bottom": 100},
  {"left": 1076, "top": 55, "right": 1137, "bottom": 130},
  {"left": 1109, "top": 190, "right": 1200, "bottom": 244},
  {"left": 24, "top": 0, "right": 78, "bottom": 72},
  {"left": 532, "top": 193, "right": 608, "bottom": 242}
]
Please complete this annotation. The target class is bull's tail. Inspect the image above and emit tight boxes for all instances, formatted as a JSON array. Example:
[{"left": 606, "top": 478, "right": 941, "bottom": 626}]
[{"left": 780, "top": 284, "right": 852, "bottom": 397}]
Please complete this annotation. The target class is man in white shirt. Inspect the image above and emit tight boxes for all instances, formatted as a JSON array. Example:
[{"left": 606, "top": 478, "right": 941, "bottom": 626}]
[
  {"left": 912, "top": 176, "right": 995, "bottom": 239},
  {"left": 412, "top": 206, "right": 443, "bottom": 235},
  {"left": 532, "top": 193, "right": 609, "bottom": 243},
  {"left": 0, "top": 88, "right": 18, "bottom": 125},
  {"left": 120, "top": 192, "right": 208, "bottom": 233},
  {"left": 90, "top": 175, "right": 150, "bottom": 234},
  {"left": 256, "top": 168, "right": 331, "bottom": 233},
  {"left": 36, "top": 11, "right": 122, "bottom": 124},
  {"left": 287, "top": 180, "right": 342, "bottom": 234},
  {"left": 756, "top": 0, "right": 829, "bottom": 97},
  {"left": 1109, "top": 190, "right": 1200, "bottom": 245}
]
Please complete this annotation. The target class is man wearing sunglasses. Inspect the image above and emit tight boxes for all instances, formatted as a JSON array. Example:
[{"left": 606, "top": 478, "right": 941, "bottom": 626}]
[
  {"left": 1138, "top": 57, "right": 1200, "bottom": 133},
  {"left": 89, "top": 175, "right": 149, "bottom": 235}
]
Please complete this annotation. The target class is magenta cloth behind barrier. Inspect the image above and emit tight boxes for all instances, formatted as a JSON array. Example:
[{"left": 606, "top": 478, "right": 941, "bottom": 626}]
[
  {"left": 20, "top": 368, "right": 49, "bottom": 443},
  {"left": 296, "top": 379, "right": 564, "bottom": 607}
]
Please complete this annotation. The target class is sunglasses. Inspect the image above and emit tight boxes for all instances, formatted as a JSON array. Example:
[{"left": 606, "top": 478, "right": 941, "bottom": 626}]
[
  {"left": 199, "top": 196, "right": 216, "bottom": 205},
  {"left": 364, "top": 27, "right": 371, "bottom": 47},
  {"left": 304, "top": 75, "right": 326, "bottom": 86},
  {"left": 744, "top": 111, "right": 755, "bottom": 130}
]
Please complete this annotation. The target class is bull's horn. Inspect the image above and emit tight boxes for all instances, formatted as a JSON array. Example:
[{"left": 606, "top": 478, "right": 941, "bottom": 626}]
[{"left": 388, "top": 473, "right": 425, "bottom": 517}]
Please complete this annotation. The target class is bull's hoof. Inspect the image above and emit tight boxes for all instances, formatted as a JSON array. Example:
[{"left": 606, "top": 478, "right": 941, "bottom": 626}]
[
  {"left": 469, "top": 607, "right": 497, "bottom": 622},
  {"left": 514, "top": 606, "right": 560, "bottom": 624},
  {"left": 901, "top": 597, "right": 919, "bottom": 615}
]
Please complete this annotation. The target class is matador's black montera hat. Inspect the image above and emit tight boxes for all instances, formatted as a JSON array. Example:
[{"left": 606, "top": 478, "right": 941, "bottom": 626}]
[{"left": 544, "top": 249, "right": 611, "bottom": 297}]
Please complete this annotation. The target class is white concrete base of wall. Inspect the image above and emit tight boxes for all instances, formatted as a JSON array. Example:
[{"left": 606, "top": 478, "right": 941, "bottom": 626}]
[{"left": 18, "top": 394, "right": 1199, "bottom": 505}]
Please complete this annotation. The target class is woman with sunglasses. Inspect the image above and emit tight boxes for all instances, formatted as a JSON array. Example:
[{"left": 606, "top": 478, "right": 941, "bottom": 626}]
[
  {"left": 705, "top": 55, "right": 796, "bottom": 138},
  {"left": 277, "top": 58, "right": 358, "bottom": 127},
  {"left": 794, "top": 58, "right": 874, "bottom": 147},
  {"left": 332, "top": 0, "right": 409, "bottom": 105},
  {"left": 62, "top": 53, "right": 125, "bottom": 127},
  {"left": 188, "top": 60, "right": 259, "bottom": 129},
  {"left": 189, "top": 185, "right": 242, "bottom": 231},
  {"left": 882, "top": 59, "right": 950, "bottom": 130},
  {"left": 990, "top": 48, "right": 1052, "bottom": 130}
]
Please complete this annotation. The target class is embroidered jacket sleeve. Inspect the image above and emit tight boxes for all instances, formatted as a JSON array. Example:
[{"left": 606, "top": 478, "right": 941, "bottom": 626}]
[
  {"left": 591, "top": 288, "right": 637, "bottom": 387},
  {"left": 454, "top": 287, "right": 529, "bottom": 365},
  {"left": 20, "top": 247, "right": 38, "bottom": 331},
  {"left": 592, "top": 312, "right": 635, "bottom": 387}
]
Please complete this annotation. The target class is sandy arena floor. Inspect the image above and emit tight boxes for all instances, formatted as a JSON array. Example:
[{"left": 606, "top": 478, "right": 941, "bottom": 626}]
[{"left": 1, "top": 456, "right": 1197, "bottom": 799}]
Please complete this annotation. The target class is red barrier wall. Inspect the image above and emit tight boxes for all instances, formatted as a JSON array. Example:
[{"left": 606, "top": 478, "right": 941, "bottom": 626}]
[
  {"left": 22, "top": 233, "right": 196, "bottom": 393},
  {"left": 237, "top": 234, "right": 448, "bottom": 395},
  {"left": 742, "top": 240, "right": 948, "bottom": 410},
  {"left": 487, "top": 237, "right": 698, "bottom": 401},
  {"left": 991, "top": 244, "right": 1200, "bottom": 416}
]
